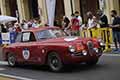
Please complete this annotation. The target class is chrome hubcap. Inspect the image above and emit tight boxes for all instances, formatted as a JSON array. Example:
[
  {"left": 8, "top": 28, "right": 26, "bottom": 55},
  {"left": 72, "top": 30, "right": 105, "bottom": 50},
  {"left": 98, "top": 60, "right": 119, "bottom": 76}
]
[
  {"left": 51, "top": 57, "right": 59, "bottom": 68},
  {"left": 8, "top": 55, "right": 15, "bottom": 66}
]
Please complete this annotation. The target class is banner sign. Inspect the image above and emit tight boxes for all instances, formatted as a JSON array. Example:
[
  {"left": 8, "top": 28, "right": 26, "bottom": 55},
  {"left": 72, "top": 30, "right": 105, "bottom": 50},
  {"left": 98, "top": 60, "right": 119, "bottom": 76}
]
[
  {"left": 46, "top": 0, "right": 56, "bottom": 26},
  {"left": 1, "top": 33, "right": 10, "bottom": 44},
  {"left": 1, "top": 32, "right": 16, "bottom": 44}
]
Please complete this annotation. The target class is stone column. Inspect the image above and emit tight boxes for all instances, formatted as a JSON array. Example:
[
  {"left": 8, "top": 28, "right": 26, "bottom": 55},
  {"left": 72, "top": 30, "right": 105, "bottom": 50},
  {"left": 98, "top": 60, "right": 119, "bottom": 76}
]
[
  {"left": 113, "top": 0, "right": 120, "bottom": 15},
  {"left": 38, "top": 0, "right": 48, "bottom": 24},
  {"left": 63, "top": 0, "right": 72, "bottom": 19},
  {"left": 0, "top": 0, "right": 11, "bottom": 15},
  {"left": 104, "top": 0, "right": 111, "bottom": 23},
  {"left": 17, "top": 0, "right": 30, "bottom": 22},
  {"left": 72, "top": 0, "right": 80, "bottom": 14}
]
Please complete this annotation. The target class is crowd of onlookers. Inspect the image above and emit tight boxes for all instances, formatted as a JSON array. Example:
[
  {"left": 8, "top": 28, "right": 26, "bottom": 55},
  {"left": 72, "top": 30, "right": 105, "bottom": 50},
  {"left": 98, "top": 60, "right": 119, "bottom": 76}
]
[
  {"left": 61, "top": 10, "right": 120, "bottom": 51},
  {"left": 0, "top": 18, "right": 44, "bottom": 33},
  {"left": 0, "top": 10, "right": 118, "bottom": 35},
  {"left": 61, "top": 10, "right": 109, "bottom": 36},
  {"left": 0, "top": 10, "right": 109, "bottom": 34}
]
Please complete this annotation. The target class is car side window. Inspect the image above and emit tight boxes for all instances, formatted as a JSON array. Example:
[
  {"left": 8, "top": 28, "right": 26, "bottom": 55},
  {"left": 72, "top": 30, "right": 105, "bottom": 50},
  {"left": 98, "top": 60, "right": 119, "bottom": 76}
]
[
  {"left": 22, "top": 32, "right": 36, "bottom": 42},
  {"left": 37, "top": 30, "right": 53, "bottom": 40},
  {"left": 30, "top": 32, "right": 36, "bottom": 41}
]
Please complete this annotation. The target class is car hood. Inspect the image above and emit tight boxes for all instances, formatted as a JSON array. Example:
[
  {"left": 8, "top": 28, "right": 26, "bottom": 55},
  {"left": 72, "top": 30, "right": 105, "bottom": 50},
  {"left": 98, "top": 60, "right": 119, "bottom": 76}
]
[{"left": 39, "top": 36, "right": 97, "bottom": 45}]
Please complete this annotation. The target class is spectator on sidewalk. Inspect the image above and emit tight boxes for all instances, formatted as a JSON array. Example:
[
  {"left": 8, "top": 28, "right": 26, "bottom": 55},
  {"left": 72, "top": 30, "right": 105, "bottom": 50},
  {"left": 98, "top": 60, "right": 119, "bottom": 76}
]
[
  {"left": 62, "top": 16, "right": 70, "bottom": 34},
  {"left": 97, "top": 10, "right": 109, "bottom": 42},
  {"left": 1, "top": 24, "right": 7, "bottom": 33},
  {"left": 32, "top": 19, "right": 42, "bottom": 28},
  {"left": 21, "top": 20, "right": 29, "bottom": 30},
  {"left": 14, "top": 22, "right": 22, "bottom": 33},
  {"left": 74, "top": 11, "right": 83, "bottom": 26},
  {"left": 97, "top": 10, "right": 108, "bottom": 28},
  {"left": 62, "top": 16, "right": 70, "bottom": 29},
  {"left": 109, "top": 10, "right": 120, "bottom": 51},
  {"left": 7, "top": 22, "right": 16, "bottom": 32},
  {"left": 71, "top": 13, "right": 80, "bottom": 36},
  {"left": 32, "top": 19, "right": 39, "bottom": 28},
  {"left": 81, "top": 21, "right": 88, "bottom": 30},
  {"left": 86, "top": 11, "right": 97, "bottom": 29}
]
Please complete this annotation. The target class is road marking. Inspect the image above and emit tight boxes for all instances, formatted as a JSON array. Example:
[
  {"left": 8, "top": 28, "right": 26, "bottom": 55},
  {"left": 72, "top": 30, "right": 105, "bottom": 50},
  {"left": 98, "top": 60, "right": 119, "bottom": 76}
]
[
  {"left": 0, "top": 73, "right": 36, "bottom": 80},
  {"left": 0, "top": 61, "right": 36, "bottom": 80},
  {"left": 103, "top": 54, "right": 120, "bottom": 57},
  {"left": 0, "top": 61, "right": 8, "bottom": 65}
]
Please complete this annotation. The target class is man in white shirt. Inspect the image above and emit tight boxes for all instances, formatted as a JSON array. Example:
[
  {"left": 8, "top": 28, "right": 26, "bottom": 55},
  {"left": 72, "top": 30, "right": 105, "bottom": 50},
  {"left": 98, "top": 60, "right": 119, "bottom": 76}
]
[{"left": 86, "top": 11, "right": 97, "bottom": 29}]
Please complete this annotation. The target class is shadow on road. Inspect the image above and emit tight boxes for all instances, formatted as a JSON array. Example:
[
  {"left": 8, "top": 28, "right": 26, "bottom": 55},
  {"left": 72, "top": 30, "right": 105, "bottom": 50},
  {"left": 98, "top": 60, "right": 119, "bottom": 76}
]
[{"left": 4, "top": 62, "right": 106, "bottom": 73}]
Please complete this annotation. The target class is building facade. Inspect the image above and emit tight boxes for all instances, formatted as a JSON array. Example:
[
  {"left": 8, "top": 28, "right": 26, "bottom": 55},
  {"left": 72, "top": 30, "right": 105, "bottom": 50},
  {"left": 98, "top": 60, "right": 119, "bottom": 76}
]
[{"left": 0, "top": 0, "right": 120, "bottom": 24}]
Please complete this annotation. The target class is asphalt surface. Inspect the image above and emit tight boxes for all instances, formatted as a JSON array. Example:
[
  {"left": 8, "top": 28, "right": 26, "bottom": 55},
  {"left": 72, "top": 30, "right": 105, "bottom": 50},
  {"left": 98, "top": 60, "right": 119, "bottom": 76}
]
[{"left": 0, "top": 54, "right": 120, "bottom": 80}]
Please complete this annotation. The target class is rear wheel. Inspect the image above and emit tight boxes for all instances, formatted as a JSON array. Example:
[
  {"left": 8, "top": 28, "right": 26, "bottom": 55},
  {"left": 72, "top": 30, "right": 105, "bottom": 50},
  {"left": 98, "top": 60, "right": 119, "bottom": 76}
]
[
  {"left": 7, "top": 53, "right": 16, "bottom": 67},
  {"left": 47, "top": 52, "right": 63, "bottom": 72}
]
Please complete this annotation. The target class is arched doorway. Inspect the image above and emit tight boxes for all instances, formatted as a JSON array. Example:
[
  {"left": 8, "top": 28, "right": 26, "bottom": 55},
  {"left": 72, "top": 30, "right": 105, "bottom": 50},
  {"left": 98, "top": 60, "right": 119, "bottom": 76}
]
[
  {"left": 9, "top": 0, "right": 18, "bottom": 17},
  {"left": 80, "top": 0, "right": 99, "bottom": 22},
  {"left": 29, "top": 0, "right": 39, "bottom": 19},
  {"left": 55, "top": 0, "right": 65, "bottom": 26}
]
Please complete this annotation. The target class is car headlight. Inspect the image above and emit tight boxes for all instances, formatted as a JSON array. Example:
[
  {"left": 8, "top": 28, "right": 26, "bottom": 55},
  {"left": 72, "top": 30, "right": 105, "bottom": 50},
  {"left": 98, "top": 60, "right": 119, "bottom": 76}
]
[
  {"left": 94, "top": 48, "right": 99, "bottom": 53},
  {"left": 69, "top": 45, "right": 76, "bottom": 53},
  {"left": 82, "top": 50, "right": 87, "bottom": 56},
  {"left": 98, "top": 39, "right": 104, "bottom": 46},
  {"left": 100, "top": 42, "right": 104, "bottom": 46}
]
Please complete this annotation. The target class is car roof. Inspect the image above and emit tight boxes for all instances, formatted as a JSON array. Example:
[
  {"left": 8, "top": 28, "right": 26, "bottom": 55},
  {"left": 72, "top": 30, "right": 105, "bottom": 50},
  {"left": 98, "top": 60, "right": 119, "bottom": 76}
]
[{"left": 23, "top": 26, "right": 60, "bottom": 32}]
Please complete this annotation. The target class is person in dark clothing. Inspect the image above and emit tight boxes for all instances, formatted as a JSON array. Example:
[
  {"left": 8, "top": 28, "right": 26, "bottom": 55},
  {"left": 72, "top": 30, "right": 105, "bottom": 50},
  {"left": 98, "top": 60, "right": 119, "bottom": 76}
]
[
  {"left": 97, "top": 10, "right": 109, "bottom": 45},
  {"left": 63, "top": 16, "right": 70, "bottom": 29},
  {"left": 1, "top": 24, "right": 7, "bottom": 32},
  {"left": 97, "top": 10, "right": 108, "bottom": 28},
  {"left": 110, "top": 10, "right": 120, "bottom": 51}
]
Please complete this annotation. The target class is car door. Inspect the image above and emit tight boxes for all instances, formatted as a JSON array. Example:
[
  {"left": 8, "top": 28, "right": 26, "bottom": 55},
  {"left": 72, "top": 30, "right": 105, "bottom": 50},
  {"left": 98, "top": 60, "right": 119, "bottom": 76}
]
[
  {"left": 20, "top": 32, "right": 38, "bottom": 63},
  {"left": 13, "top": 32, "right": 23, "bottom": 62}
]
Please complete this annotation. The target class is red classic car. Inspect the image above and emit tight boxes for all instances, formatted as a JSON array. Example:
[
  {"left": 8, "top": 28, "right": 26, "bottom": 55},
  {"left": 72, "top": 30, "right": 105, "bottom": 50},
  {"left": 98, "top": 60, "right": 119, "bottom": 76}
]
[{"left": 3, "top": 27, "right": 103, "bottom": 72}]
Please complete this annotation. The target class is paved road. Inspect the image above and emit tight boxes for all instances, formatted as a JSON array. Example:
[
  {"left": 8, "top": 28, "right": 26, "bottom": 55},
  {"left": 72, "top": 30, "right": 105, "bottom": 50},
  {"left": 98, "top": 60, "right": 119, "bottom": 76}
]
[{"left": 0, "top": 54, "right": 120, "bottom": 80}]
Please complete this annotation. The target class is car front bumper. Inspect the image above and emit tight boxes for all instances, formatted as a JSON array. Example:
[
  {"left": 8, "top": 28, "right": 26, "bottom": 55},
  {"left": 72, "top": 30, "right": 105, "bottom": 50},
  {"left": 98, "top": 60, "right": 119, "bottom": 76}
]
[{"left": 63, "top": 49, "right": 102, "bottom": 64}]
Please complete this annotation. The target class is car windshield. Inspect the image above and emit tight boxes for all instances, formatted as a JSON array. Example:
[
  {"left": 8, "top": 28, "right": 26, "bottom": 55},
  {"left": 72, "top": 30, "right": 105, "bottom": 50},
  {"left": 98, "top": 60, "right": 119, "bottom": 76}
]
[{"left": 36, "top": 29, "right": 67, "bottom": 40}]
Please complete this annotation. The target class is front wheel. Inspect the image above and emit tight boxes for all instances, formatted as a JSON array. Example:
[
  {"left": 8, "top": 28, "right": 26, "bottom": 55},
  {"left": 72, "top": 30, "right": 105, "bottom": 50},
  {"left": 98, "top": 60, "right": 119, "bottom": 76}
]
[
  {"left": 47, "top": 52, "right": 63, "bottom": 72},
  {"left": 7, "top": 53, "right": 16, "bottom": 67}
]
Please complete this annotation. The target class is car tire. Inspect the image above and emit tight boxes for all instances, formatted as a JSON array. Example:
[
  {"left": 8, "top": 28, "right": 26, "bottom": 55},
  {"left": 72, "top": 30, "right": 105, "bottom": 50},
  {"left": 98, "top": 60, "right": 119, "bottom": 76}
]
[
  {"left": 86, "top": 59, "right": 98, "bottom": 66},
  {"left": 47, "top": 52, "right": 63, "bottom": 72},
  {"left": 7, "top": 53, "right": 16, "bottom": 67}
]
